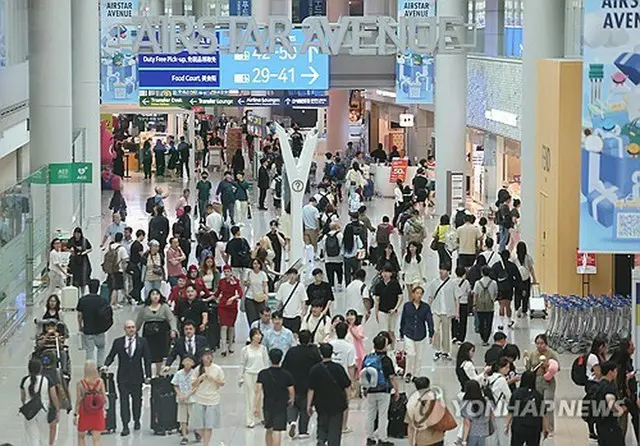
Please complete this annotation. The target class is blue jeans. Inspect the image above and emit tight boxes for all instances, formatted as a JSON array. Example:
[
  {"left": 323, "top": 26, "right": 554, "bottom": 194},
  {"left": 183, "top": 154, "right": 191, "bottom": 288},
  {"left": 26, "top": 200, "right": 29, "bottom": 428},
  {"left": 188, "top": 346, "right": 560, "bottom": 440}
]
[
  {"left": 83, "top": 332, "right": 106, "bottom": 367},
  {"left": 467, "top": 436, "right": 486, "bottom": 446},
  {"left": 498, "top": 225, "right": 509, "bottom": 252}
]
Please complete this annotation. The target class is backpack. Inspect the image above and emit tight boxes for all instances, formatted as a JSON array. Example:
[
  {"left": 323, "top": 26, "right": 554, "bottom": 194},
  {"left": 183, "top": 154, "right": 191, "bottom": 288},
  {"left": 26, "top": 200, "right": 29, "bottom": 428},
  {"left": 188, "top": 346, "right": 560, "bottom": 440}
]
[
  {"left": 317, "top": 193, "right": 330, "bottom": 213},
  {"left": 360, "top": 353, "right": 390, "bottom": 391},
  {"left": 571, "top": 355, "right": 588, "bottom": 386},
  {"left": 493, "top": 260, "right": 509, "bottom": 287},
  {"left": 475, "top": 280, "right": 494, "bottom": 312},
  {"left": 330, "top": 163, "right": 346, "bottom": 181},
  {"left": 145, "top": 196, "right": 156, "bottom": 214},
  {"left": 95, "top": 300, "right": 114, "bottom": 334},
  {"left": 325, "top": 233, "right": 341, "bottom": 257},
  {"left": 81, "top": 380, "right": 105, "bottom": 414},
  {"left": 484, "top": 375, "right": 504, "bottom": 406},
  {"left": 376, "top": 223, "right": 391, "bottom": 245},
  {"left": 219, "top": 224, "right": 230, "bottom": 242},
  {"left": 102, "top": 246, "right": 120, "bottom": 275}
]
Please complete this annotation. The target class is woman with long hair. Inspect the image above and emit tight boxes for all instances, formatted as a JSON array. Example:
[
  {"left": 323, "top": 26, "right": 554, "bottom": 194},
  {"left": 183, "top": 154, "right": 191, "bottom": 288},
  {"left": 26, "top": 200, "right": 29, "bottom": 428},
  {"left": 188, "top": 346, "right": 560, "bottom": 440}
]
[
  {"left": 376, "top": 243, "right": 401, "bottom": 277},
  {"left": 200, "top": 255, "right": 220, "bottom": 293},
  {"left": 432, "top": 214, "right": 452, "bottom": 268},
  {"left": 525, "top": 334, "right": 559, "bottom": 436},
  {"left": 342, "top": 223, "right": 363, "bottom": 285},
  {"left": 512, "top": 241, "right": 537, "bottom": 318},
  {"left": 47, "top": 238, "right": 69, "bottom": 296},
  {"left": 20, "top": 358, "right": 59, "bottom": 446},
  {"left": 611, "top": 338, "right": 639, "bottom": 443},
  {"left": 402, "top": 241, "right": 427, "bottom": 292},
  {"left": 505, "top": 371, "right": 548, "bottom": 445},
  {"left": 68, "top": 227, "right": 92, "bottom": 293},
  {"left": 488, "top": 357, "right": 513, "bottom": 446},
  {"left": 213, "top": 266, "right": 243, "bottom": 356},
  {"left": 461, "top": 380, "right": 492, "bottom": 446},
  {"left": 135, "top": 289, "right": 177, "bottom": 376},
  {"left": 346, "top": 309, "right": 365, "bottom": 372},
  {"left": 584, "top": 336, "right": 608, "bottom": 440},
  {"left": 187, "top": 265, "right": 210, "bottom": 299},
  {"left": 240, "top": 328, "right": 269, "bottom": 428},
  {"left": 75, "top": 361, "right": 106, "bottom": 446},
  {"left": 191, "top": 348, "right": 225, "bottom": 446},
  {"left": 243, "top": 258, "right": 269, "bottom": 327},
  {"left": 392, "top": 179, "right": 405, "bottom": 227},
  {"left": 42, "top": 295, "right": 62, "bottom": 323},
  {"left": 455, "top": 342, "right": 488, "bottom": 391}
]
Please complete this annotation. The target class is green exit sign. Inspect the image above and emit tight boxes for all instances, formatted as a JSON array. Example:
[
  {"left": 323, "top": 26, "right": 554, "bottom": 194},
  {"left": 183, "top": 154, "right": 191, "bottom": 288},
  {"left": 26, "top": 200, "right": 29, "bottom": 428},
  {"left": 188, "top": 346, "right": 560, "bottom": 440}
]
[{"left": 49, "top": 162, "right": 93, "bottom": 184}]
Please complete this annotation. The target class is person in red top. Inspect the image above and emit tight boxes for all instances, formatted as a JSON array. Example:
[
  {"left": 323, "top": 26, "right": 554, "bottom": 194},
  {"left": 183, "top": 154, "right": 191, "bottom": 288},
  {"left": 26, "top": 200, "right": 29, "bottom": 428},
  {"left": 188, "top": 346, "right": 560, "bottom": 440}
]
[
  {"left": 186, "top": 264, "right": 210, "bottom": 299},
  {"left": 74, "top": 360, "right": 106, "bottom": 446},
  {"left": 213, "top": 265, "right": 242, "bottom": 356},
  {"left": 168, "top": 275, "right": 188, "bottom": 308}
]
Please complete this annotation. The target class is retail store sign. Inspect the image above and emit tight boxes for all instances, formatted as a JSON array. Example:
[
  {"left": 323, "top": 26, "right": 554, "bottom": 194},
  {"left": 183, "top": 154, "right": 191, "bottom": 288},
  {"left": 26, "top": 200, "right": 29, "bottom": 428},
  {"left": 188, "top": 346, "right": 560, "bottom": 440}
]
[
  {"left": 484, "top": 109, "right": 518, "bottom": 127},
  {"left": 109, "top": 16, "right": 474, "bottom": 56},
  {"left": 389, "top": 159, "right": 409, "bottom": 183},
  {"left": 49, "top": 163, "right": 93, "bottom": 185},
  {"left": 576, "top": 250, "right": 597, "bottom": 275},
  {"left": 139, "top": 95, "right": 329, "bottom": 108}
]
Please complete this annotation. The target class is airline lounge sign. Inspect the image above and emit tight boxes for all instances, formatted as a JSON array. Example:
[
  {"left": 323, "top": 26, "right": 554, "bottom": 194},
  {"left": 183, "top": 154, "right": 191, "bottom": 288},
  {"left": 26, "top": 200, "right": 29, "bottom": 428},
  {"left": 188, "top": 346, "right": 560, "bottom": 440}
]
[{"left": 105, "top": 15, "right": 473, "bottom": 56}]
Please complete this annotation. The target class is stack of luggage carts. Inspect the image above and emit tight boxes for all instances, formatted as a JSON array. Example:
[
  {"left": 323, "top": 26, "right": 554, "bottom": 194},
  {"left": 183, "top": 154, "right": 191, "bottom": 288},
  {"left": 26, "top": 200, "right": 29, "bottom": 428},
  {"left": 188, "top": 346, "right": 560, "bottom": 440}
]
[{"left": 544, "top": 294, "right": 631, "bottom": 354}]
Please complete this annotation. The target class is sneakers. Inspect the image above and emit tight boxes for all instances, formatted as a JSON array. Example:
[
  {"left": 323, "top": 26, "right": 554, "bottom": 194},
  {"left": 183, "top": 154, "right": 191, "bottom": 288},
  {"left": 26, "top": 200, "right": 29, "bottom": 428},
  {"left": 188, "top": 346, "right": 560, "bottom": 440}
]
[
  {"left": 433, "top": 351, "right": 442, "bottom": 361},
  {"left": 298, "top": 433, "right": 310, "bottom": 439},
  {"left": 404, "top": 373, "right": 413, "bottom": 384},
  {"left": 378, "top": 441, "right": 395, "bottom": 446},
  {"left": 517, "top": 310, "right": 522, "bottom": 318},
  {"left": 508, "top": 320, "right": 515, "bottom": 328},
  {"left": 288, "top": 421, "right": 297, "bottom": 439},
  {"left": 366, "top": 439, "right": 377, "bottom": 446},
  {"left": 180, "top": 438, "right": 189, "bottom": 445},
  {"left": 440, "top": 352, "right": 452, "bottom": 361},
  {"left": 497, "top": 325, "right": 504, "bottom": 331}
]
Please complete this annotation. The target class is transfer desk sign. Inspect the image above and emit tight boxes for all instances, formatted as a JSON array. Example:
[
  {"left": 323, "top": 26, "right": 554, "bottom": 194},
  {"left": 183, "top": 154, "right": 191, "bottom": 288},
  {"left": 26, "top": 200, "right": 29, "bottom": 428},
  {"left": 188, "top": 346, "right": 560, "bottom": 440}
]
[{"left": 579, "top": 1, "right": 640, "bottom": 253}]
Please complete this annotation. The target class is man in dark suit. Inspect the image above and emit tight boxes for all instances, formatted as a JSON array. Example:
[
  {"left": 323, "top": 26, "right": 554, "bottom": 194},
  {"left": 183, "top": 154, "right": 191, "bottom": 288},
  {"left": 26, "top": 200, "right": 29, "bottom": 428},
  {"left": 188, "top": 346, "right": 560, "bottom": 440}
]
[
  {"left": 102, "top": 320, "right": 152, "bottom": 437},
  {"left": 258, "top": 158, "right": 271, "bottom": 210},
  {"left": 164, "top": 320, "right": 208, "bottom": 369}
]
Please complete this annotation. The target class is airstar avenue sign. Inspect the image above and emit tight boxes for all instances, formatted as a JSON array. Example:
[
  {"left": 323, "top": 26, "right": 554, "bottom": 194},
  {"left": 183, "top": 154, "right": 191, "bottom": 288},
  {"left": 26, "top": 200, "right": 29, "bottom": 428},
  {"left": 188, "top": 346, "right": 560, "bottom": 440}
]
[{"left": 106, "top": 15, "right": 473, "bottom": 56}]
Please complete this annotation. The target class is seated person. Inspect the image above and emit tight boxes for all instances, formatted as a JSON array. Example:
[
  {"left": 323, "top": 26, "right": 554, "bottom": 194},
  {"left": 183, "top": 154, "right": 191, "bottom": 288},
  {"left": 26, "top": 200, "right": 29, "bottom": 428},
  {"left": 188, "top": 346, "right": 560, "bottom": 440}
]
[{"left": 36, "top": 320, "right": 66, "bottom": 350}]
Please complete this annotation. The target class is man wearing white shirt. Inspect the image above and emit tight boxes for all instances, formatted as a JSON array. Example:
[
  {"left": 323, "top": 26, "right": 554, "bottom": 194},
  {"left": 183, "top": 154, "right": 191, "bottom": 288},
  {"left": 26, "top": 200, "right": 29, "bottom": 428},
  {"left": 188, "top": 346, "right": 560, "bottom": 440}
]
[
  {"left": 205, "top": 203, "right": 223, "bottom": 236},
  {"left": 344, "top": 269, "right": 370, "bottom": 320},
  {"left": 480, "top": 237, "right": 500, "bottom": 267},
  {"left": 276, "top": 268, "right": 307, "bottom": 334},
  {"left": 329, "top": 322, "right": 357, "bottom": 433},
  {"left": 426, "top": 264, "right": 458, "bottom": 361}
]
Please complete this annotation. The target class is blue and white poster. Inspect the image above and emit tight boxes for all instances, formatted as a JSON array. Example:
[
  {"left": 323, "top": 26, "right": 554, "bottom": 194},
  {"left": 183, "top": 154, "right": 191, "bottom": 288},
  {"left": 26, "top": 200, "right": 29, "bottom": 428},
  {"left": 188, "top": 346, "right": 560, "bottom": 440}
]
[
  {"left": 395, "top": 0, "right": 434, "bottom": 104},
  {"left": 580, "top": 1, "right": 640, "bottom": 253},
  {"left": 100, "top": 0, "right": 140, "bottom": 104},
  {"left": 299, "top": 0, "right": 326, "bottom": 21},
  {"left": 0, "top": 0, "right": 6, "bottom": 68},
  {"left": 229, "top": 0, "right": 251, "bottom": 16}
]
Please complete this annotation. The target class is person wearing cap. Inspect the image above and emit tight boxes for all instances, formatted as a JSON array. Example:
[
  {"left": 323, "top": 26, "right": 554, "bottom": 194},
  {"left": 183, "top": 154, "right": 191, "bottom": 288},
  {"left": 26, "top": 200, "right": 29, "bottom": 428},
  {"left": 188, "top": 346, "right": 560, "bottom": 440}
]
[
  {"left": 306, "top": 268, "right": 334, "bottom": 317},
  {"left": 212, "top": 265, "right": 242, "bottom": 356},
  {"left": 275, "top": 268, "right": 307, "bottom": 334},
  {"left": 399, "top": 284, "right": 435, "bottom": 383},
  {"left": 301, "top": 300, "right": 332, "bottom": 345},
  {"left": 191, "top": 347, "right": 225, "bottom": 446},
  {"left": 373, "top": 265, "right": 404, "bottom": 349},
  {"left": 171, "top": 355, "right": 197, "bottom": 444}
]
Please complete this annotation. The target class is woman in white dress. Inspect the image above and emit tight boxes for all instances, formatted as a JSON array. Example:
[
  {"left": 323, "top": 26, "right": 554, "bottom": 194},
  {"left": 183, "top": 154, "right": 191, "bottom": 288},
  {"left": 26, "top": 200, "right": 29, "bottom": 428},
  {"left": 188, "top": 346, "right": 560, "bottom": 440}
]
[
  {"left": 47, "top": 238, "right": 69, "bottom": 296},
  {"left": 239, "top": 328, "right": 269, "bottom": 428}
]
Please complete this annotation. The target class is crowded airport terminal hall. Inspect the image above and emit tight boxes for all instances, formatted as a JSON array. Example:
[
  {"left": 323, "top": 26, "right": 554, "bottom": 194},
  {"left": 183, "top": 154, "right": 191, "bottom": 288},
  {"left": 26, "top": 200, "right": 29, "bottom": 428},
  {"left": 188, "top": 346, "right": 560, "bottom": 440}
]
[{"left": 1, "top": 0, "right": 640, "bottom": 445}]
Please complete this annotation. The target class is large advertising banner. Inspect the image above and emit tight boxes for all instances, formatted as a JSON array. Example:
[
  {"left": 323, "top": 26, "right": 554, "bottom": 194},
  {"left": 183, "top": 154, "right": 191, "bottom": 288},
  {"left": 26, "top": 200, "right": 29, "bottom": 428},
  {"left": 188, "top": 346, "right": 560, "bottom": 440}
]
[
  {"left": 100, "top": 0, "right": 140, "bottom": 104},
  {"left": 579, "top": 1, "right": 640, "bottom": 253},
  {"left": 395, "top": 0, "right": 434, "bottom": 104}
]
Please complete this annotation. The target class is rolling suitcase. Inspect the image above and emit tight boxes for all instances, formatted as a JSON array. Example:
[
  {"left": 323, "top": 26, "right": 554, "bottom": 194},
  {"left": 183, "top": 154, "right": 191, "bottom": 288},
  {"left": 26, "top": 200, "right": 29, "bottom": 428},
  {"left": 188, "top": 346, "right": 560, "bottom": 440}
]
[
  {"left": 529, "top": 284, "right": 547, "bottom": 319},
  {"left": 387, "top": 392, "right": 408, "bottom": 438},
  {"left": 60, "top": 286, "right": 79, "bottom": 310},
  {"left": 150, "top": 376, "right": 179, "bottom": 435},
  {"left": 207, "top": 303, "right": 221, "bottom": 350},
  {"left": 101, "top": 372, "right": 117, "bottom": 434}
]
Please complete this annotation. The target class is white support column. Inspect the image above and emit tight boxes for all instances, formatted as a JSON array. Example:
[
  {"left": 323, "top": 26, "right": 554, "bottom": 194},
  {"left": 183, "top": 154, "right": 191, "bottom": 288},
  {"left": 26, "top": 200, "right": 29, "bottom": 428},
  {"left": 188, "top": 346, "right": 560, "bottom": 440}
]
[
  {"left": 193, "top": 0, "right": 208, "bottom": 18},
  {"left": 149, "top": 0, "right": 165, "bottom": 15},
  {"left": 29, "top": 0, "right": 74, "bottom": 233},
  {"left": 251, "top": 0, "right": 272, "bottom": 123},
  {"left": 171, "top": 0, "right": 184, "bottom": 14},
  {"left": 72, "top": 0, "right": 102, "bottom": 273},
  {"left": 364, "top": 0, "right": 388, "bottom": 16},
  {"left": 326, "top": 0, "right": 350, "bottom": 154},
  {"left": 434, "top": 0, "right": 467, "bottom": 216},
  {"left": 485, "top": 0, "right": 505, "bottom": 57},
  {"left": 270, "top": 0, "right": 292, "bottom": 19},
  {"left": 520, "top": 0, "right": 564, "bottom": 256}
]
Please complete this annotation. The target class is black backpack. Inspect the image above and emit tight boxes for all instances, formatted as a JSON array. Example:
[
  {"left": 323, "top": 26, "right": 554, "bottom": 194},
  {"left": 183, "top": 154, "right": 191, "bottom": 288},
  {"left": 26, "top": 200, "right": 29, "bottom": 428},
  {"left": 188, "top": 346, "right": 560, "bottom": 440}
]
[
  {"left": 325, "top": 233, "right": 341, "bottom": 257},
  {"left": 317, "top": 193, "right": 330, "bottom": 213},
  {"left": 95, "top": 301, "right": 114, "bottom": 334},
  {"left": 145, "top": 196, "right": 156, "bottom": 214},
  {"left": 571, "top": 355, "right": 588, "bottom": 386}
]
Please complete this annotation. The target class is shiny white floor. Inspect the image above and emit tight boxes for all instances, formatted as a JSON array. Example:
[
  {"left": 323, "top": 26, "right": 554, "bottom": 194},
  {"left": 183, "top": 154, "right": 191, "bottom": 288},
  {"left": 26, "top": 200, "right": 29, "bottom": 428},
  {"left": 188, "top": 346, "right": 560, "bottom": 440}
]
[{"left": 0, "top": 168, "right": 634, "bottom": 446}]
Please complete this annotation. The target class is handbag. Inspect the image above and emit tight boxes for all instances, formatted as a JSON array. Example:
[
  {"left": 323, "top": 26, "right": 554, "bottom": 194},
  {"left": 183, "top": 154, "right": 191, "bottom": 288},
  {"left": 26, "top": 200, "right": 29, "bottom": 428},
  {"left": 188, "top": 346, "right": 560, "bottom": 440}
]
[
  {"left": 252, "top": 292, "right": 268, "bottom": 303},
  {"left": 430, "top": 226, "right": 440, "bottom": 251},
  {"left": 19, "top": 377, "right": 45, "bottom": 420},
  {"left": 150, "top": 255, "right": 163, "bottom": 277}
]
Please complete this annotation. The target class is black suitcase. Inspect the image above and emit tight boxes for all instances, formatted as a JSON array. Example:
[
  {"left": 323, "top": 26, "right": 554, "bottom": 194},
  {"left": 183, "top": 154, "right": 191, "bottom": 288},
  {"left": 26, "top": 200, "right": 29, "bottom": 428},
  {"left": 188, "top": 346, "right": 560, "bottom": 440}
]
[
  {"left": 150, "top": 376, "right": 179, "bottom": 434},
  {"left": 101, "top": 372, "right": 117, "bottom": 434},
  {"left": 207, "top": 303, "right": 221, "bottom": 350},
  {"left": 387, "top": 392, "right": 408, "bottom": 438}
]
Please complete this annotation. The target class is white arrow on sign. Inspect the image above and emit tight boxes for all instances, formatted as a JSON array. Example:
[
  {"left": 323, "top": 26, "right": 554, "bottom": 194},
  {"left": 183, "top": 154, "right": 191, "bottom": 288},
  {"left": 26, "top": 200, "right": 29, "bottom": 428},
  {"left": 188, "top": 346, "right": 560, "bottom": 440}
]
[
  {"left": 284, "top": 98, "right": 292, "bottom": 106},
  {"left": 141, "top": 98, "right": 150, "bottom": 106},
  {"left": 189, "top": 98, "right": 198, "bottom": 105},
  {"left": 237, "top": 98, "right": 246, "bottom": 106},
  {"left": 301, "top": 66, "right": 319, "bottom": 85},
  {"left": 308, "top": 47, "right": 318, "bottom": 64}
]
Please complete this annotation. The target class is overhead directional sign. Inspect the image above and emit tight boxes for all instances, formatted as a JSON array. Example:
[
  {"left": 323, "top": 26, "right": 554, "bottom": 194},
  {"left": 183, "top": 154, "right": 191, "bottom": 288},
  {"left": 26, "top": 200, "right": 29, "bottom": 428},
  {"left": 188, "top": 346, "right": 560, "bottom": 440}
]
[
  {"left": 139, "top": 94, "right": 329, "bottom": 108},
  {"left": 138, "top": 30, "right": 329, "bottom": 91}
]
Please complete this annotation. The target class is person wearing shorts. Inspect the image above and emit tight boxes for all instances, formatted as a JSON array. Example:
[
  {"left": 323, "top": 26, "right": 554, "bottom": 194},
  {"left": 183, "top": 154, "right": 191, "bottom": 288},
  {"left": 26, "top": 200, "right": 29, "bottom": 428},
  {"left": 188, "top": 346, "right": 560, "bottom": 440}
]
[
  {"left": 256, "top": 348, "right": 294, "bottom": 444},
  {"left": 171, "top": 357, "right": 198, "bottom": 445},
  {"left": 373, "top": 266, "right": 403, "bottom": 349},
  {"left": 191, "top": 348, "right": 224, "bottom": 446}
]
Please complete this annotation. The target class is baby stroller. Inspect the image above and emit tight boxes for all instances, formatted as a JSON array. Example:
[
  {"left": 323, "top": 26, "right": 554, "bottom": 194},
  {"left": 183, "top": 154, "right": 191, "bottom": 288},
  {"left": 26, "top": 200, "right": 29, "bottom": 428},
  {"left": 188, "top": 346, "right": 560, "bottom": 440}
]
[{"left": 33, "top": 319, "right": 72, "bottom": 413}]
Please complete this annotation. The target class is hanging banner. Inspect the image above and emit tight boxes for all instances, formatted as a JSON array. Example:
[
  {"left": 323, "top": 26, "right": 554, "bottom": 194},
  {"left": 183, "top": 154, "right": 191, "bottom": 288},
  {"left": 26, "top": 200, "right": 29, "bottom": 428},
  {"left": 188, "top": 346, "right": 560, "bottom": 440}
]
[
  {"left": 395, "top": 0, "right": 434, "bottom": 104},
  {"left": 229, "top": 0, "right": 252, "bottom": 16},
  {"left": 99, "top": 0, "right": 140, "bottom": 104},
  {"left": 389, "top": 159, "right": 409, "bottom": 183},
  {"left": 579, "top": 1, "right": 640, "bottom": 253},
  {"left": 299, "top": 0, "right": 326, "bottom": 21}
]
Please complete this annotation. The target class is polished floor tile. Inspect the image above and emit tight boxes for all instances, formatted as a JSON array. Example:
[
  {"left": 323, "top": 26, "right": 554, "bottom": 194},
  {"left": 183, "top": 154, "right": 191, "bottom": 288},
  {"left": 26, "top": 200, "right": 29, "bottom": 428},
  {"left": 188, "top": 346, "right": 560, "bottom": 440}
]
[{"left": 0, "top": 165, "right": 634, "bottom": 446}]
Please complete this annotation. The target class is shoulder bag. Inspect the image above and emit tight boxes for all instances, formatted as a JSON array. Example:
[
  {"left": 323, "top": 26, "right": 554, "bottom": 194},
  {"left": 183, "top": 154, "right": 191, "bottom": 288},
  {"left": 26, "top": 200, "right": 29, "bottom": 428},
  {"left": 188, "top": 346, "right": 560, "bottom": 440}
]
[
  {"left": 430, "top": 277, "right": 450, "bottom": 304},
  {"left": 430, "top": 226, "right": 440, "bottom": 251},
  {"left": 418, "top": 391, "right": 457, "bottom": 433},
  {"left": 278, "top": 282, "right": 300, "bottom": 313},
  {"left": 19, "top": 376, "right": 45, "bottom": 420}
]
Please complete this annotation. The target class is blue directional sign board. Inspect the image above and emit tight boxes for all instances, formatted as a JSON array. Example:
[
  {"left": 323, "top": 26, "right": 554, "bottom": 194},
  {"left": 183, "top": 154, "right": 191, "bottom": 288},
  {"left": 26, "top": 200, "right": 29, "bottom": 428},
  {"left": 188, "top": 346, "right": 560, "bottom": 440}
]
[{"left": 138, "top": 30, "right": 329, "bottom": 91}]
